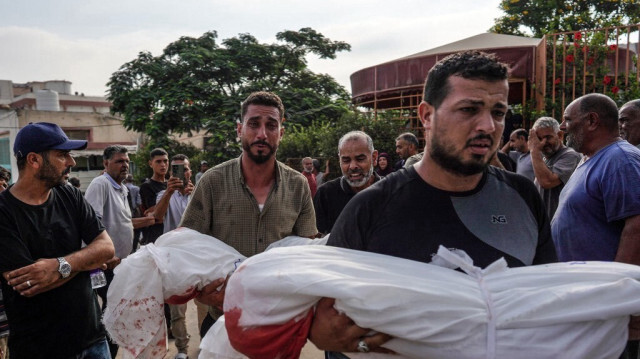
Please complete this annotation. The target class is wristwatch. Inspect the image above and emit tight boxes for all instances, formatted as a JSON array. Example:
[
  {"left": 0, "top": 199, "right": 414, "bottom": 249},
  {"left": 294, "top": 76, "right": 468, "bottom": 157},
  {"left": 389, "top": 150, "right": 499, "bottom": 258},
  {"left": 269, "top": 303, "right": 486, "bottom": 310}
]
[{"left": 57, "top": 257, "right": 72, "bottom": 278}]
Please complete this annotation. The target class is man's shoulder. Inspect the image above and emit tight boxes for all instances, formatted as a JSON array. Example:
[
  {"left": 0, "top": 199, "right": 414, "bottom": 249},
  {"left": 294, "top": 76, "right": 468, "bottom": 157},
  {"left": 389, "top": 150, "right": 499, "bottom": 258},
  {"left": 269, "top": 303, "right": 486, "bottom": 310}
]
[
  {"left": 86, "top": 175, "right": 109, "bottom": 190},
  {"left": 316, "top": 177, "right": 343, "bottom": 195}
]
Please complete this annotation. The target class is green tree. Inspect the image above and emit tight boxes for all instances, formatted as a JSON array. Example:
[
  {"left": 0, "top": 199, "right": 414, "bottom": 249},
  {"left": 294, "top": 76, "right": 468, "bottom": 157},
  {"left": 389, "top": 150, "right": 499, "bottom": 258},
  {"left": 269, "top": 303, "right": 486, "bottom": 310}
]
[
  {"left": 107, "top": 28, "right": 351, "bottom": 163},
  {"left": 491, "top": 0, "right": 640, "bottom": 38}
]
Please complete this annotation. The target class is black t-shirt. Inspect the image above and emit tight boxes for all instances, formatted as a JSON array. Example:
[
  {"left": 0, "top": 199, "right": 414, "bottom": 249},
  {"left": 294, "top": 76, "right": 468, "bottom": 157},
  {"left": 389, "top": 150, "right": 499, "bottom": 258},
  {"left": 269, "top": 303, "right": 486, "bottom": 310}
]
[
  {"left": 327, "top": 166, "right": 557, "bottom": 268},
  {"left": 139, "top": 179, "right": 167, "bottom": 243},
  {"left": 313, "top": 175, "right": 380, "bottom": 234},
  {"left": 0, "top": 185, "right": 106, "bottom": 358}
]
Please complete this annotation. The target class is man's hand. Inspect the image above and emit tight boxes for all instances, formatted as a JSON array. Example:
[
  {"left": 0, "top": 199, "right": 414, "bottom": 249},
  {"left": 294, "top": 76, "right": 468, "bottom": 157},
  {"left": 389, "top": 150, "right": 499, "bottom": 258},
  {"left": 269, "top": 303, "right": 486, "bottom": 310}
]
[
  {"left": 528, "top": 128, "right": 542, "bottom": 152},
  {"left": 184, "top": 180, "right": 195, "bottom": 196},
  {"left": 132, "top": 215, "right": 156, "bottom": 229},
  {"left": 196, "top": 277, "right": 228, "bottom": 310},
  {"left": 104, "top": 256, "right": 121, "bottom": 270},
  {"left": 309, "top": 297, "right": 393, "bottom": 353},
  {"left": 166, "top": 177, "right": 183, "bottom": 193},
  {"left": 3, "top": 258, "right": 63, "bottom": 297}
]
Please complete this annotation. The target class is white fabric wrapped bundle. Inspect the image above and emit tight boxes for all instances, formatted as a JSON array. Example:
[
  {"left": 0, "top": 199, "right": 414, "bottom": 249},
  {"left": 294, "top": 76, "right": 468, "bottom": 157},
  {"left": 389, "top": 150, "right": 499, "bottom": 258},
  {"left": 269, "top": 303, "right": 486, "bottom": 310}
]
[
  {"left": 102, "top": 228, "right": 245, "bottom": 359},
  {"left": 223, "top": 245, "right": 640, "bottom": 359}
]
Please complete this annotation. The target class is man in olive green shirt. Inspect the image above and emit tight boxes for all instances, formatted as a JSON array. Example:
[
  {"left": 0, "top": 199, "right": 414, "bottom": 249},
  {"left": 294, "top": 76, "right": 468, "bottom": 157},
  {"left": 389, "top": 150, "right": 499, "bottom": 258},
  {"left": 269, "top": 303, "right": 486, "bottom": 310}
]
[{"left": 180, "top": 91, "right": 317, "bottom": 335}]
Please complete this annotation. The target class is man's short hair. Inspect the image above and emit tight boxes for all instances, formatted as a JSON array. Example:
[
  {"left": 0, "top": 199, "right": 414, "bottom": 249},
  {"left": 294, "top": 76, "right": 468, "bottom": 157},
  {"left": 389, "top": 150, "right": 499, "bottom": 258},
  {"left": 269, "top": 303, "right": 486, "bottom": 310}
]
[
  {"left": 68, "top": 177, "right": 80, "bottom": 188},
  {"left": 171, "top": 154, "right": 189, "bottom": 163},
  {"left": 301, "top": 157, "right": 312, "bottom": 164},
  {"left": 395, "top": 132, "right": 419, "bottom": 148},
  {"left": 532, "top": 117, "right": 560, "bottom": 133},
  {"left": 338, "top": 131, "right": 374, "bottom": 154},
  {"left": 149, "top": 148, "right": 168, "bottom": 160},
  {"left": 0, "top": 166, "right": 10, "bottom": 182},
  {"left": 125, "top": 174, "right": 134, "bottom": 183},
  {"left": 422, "top": 50, "right": 510, "bottom": 109},
  {"left": 579, "top": 93, "right": 619, "bottom": 132},
  {"left": 511, "top": 128, "right": 529, "bottom": 141},
  {"left": 312, "top": 159, "right": 321, "bottom": 170},
  {"left": 103, "top": 145, "right": 128, "bottom": 161},
  {"left": 16, "top": 150, "right": 50, "bottom": 171},
  {"left": 623, "top": 99, "right": 640, "bottom": 111},
  {"left": 241, "top": 92, "right": 285, "bottom": 122}
]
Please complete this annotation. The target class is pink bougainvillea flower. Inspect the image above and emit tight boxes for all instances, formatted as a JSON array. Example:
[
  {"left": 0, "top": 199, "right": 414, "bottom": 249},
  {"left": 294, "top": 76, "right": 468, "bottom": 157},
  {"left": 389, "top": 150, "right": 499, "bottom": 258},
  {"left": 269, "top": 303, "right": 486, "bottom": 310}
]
[
  {"left": 575, "top": 32, "right": 583, "bottom": 41},
  {"left": 612, "top": 86, "right": 620, "bottom": 94},
  {"left": 566, "top": 54, "right": 575, "bottom": 63},
  {"left": 609, "top": 44, "right": 618, "bottom": 51},
  {"left": 603, "top": 76, "right": 612, "bottom": 85},
  {"left": 554, "top": 78, "right": 561, "bottom": 85},
  {"left": 587, "top": 57, "right": 595, "bottom": 65}
]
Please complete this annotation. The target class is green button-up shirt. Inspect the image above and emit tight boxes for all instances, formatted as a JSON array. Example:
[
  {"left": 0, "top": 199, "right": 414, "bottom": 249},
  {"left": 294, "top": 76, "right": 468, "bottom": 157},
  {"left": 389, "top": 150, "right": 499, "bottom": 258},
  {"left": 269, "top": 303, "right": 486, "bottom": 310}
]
[{"left": 180, "top": 155, "right": 317, "bottom": 257}]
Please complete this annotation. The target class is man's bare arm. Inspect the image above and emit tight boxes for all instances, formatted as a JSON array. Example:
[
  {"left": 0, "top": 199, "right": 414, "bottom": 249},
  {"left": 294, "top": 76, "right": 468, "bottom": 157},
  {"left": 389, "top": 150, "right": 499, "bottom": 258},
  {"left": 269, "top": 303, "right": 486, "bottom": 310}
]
[{"left": 3, "top": 230, "right": 115, "bottom": 297}]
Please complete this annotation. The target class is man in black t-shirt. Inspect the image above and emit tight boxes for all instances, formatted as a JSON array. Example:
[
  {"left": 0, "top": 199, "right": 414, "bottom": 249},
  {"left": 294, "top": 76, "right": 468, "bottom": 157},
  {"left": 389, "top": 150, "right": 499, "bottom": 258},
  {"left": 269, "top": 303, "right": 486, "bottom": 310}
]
[
  {"left": 309, "top": 51, "right": 557, "bottom": 356},
  {"left": 139, "top": 148, "right": 169, "bottom": 245},
  {"left": 0, "top": 122, "right": 115, "bottom": 359}
]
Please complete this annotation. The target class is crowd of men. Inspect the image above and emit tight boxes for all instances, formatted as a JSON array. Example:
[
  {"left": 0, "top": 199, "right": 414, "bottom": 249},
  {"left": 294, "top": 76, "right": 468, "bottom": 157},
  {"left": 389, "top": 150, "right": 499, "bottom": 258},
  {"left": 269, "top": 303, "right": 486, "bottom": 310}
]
[{"left": 0, "top": 50, "right": 639, "bottom": 359}]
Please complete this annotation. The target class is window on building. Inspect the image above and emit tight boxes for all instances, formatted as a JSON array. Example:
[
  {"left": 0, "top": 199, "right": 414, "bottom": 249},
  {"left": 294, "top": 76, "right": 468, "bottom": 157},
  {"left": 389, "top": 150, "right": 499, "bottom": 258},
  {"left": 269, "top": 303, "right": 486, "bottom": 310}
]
[{"left": 65, "top": 129, "right": 90, "bottom": 141}]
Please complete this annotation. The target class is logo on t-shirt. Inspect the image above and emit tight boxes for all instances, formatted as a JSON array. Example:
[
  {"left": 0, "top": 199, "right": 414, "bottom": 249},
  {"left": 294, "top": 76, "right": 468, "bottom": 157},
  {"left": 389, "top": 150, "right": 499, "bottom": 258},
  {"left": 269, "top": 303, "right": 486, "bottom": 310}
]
[{"left": 491, "top": 215, "right": 507, "bottom": 224}]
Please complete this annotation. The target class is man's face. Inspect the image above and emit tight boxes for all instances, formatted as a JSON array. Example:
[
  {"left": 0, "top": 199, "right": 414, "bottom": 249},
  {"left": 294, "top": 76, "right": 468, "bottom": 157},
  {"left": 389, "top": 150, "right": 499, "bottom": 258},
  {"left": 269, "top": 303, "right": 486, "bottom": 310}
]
[
  {"left": 149, "top": 155, "right": 169, "bottom": 177},
  {"left": 561, "top": 101, "right": 587, "bottom": 153},
  {"left": 237, "top": 104, "right": 284, "bottom": 164},
  {"left": 37, "top": 150, "right": 76, "bottom": 188},
  {"left": 302, "top": 159, "right": 314, "bottom": 173},
  {"left": 105, "top": 152, "right": 130, "bottom": 184},
  {"left": 339, "top": 138, "right": 378, "bottom": 189},
  {"left": 619, "top": 104, "right": 640, "bottom": 146},
  {"left": 171, "top": 159, "right": 192, "bottom": 182},
  {"left": 200, "top": 163, "right": 209, "bottom": 172},
  {"left": 535, "top": 127, "right": 563, "bottom": 157},
  {"left": 509, "top": 133, "right": 526, "bottom": 152},
  {"left": 421, "top": 76, "right": 508, "bottom": 176},
  {"left": 395, "top": 139, "right": 413, "bottom": 160}
]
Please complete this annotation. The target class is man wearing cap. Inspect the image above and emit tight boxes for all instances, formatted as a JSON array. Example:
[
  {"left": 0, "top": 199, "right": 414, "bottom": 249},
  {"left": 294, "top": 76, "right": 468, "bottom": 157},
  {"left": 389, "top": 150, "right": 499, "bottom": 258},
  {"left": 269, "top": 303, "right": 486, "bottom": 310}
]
[
  {"left": 195, "top": 160, "right": 209, "bottom": 186},
  {"left": 0, "top": 122, "right": 115, "bottom": 359}
]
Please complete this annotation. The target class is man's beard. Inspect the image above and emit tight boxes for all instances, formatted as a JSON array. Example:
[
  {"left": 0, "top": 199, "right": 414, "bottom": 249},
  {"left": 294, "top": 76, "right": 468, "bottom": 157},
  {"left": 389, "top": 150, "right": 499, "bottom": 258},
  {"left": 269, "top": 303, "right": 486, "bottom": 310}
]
[
  {"left": 343, "top": 165, "right": 374, "bottom": 188},
  {"left": 566, "top": 131, "right": 584, "bottom": 153},
  {"left": 243, "top": 139, "right": 276, "bottom": 164},
  {"left": 430, "top": 134, "right": 492, "bottom": 176},
  {"left": 37, "top": 156, "right": 70, "bottom": 188}
]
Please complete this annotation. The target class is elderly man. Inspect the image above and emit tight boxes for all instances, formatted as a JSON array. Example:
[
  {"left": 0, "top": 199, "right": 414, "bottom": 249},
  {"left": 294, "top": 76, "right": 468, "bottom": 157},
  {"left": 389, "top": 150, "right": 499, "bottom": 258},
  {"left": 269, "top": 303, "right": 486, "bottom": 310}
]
[
  {"left": 619, "top": 99, "right": 640, "bottom": 148},
  {"left": 301, "top": 156, "right": 317, "bottom": 197},
  {"left": 313, "top": 131, "right": 380, "bottom": 235},
  {"left": 528, "top": 117, "right": 581, "bottom": 218},
  {"left": 553, "top": 93, "right": 640, "bottom": 356},
  {"left": 310, "top": 51, "right": 557, "bottom": 356},
  {"left": 0, "top": 122, "right": 114, "bottom": 358},
  {"left": 180, "top": 91, "right": 317, "bottom": 335}
]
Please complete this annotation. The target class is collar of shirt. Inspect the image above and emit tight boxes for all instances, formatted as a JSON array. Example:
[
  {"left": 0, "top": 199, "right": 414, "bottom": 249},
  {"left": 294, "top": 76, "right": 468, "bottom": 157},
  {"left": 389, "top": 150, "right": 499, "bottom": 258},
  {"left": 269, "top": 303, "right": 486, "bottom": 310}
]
[
  {"left": 235, "top": 155, "right": 281, "bottom": 189},
  {"left": 103, "top": 173, "right": 123, "bottom": 190}
]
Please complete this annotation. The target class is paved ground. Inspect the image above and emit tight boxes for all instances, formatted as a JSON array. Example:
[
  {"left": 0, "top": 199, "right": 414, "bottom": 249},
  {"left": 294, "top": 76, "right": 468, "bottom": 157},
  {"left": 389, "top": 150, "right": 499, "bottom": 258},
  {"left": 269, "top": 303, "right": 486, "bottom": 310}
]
[{"left": 115, "top": 299, "right": 324, "bottom": 359}]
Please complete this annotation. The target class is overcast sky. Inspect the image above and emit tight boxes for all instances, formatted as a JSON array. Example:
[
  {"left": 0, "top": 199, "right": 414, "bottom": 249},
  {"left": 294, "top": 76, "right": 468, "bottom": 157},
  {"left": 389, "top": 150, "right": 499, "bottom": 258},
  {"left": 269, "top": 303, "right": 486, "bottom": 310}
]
[{"left": 0, "top": 0, "right": 503, "bottom": 97}]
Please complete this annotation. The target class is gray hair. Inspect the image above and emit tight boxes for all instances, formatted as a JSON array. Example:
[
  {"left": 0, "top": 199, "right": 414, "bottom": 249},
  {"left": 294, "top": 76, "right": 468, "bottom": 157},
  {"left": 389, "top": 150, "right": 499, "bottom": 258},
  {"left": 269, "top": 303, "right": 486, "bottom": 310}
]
[
  {"left": 338, "top": 131, "right": 374, "bottom": 155},
  {"left": 532, "top": 117, "right": 560, "bottom": 133},
  {"left": 103, "top": 145, "right": 128, "bottom": 161}
]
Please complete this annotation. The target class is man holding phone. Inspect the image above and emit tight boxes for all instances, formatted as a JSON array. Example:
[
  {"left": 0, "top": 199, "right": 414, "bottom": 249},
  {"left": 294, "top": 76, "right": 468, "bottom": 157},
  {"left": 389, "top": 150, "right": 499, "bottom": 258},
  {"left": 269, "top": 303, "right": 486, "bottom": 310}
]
[{"left": 153, "top": 154, "right": 194, "bottom": 359}]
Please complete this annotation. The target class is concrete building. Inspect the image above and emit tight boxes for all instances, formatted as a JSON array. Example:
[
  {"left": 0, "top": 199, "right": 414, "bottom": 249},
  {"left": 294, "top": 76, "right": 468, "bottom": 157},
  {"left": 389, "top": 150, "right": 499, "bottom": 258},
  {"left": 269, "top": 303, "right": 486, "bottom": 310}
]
[{"left": 0, "top": 79, "right": 139, "bottom": 191}]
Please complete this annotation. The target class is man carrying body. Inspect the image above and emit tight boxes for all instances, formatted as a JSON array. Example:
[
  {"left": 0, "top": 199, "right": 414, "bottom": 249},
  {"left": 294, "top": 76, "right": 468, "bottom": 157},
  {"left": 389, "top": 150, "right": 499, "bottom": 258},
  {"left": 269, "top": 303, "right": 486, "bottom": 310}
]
[
  {"left": 552, "top": 93, "right": 640, "bottom": 355},
  {"left": 0, "top": 122, "right": 115, "bottom": 358},
  {"left": 301, "top": 157, "right": 317, "bottom": 197},
  {"left": 619, "top": 99, "right": 640, "bottom": 148},
  {"left": 528, "top": 117, "right": 581, "bottom": 218},
  {"left": 154, "top": 154, "right": 195, "bottom": 359},
  {"left": 84, "top": 145, "right": 155, "bottom": 357},
  {"left": 139, "top": 148, "right": 169, "bottom": 244},
  {"left": 394, "top": 132, "right": 419, "bottom": 170},
  {"left": 309, "top": 51, "right": 557, "bottom": 355},
  {"left": 501, "top": 128, "right": 535, "bottom": 182},
  {"left": 180, "top": 91, "right": 317, "bottom": 335},
  {"left": 313, "top": 131, "right": 380, "bottom": 235}
]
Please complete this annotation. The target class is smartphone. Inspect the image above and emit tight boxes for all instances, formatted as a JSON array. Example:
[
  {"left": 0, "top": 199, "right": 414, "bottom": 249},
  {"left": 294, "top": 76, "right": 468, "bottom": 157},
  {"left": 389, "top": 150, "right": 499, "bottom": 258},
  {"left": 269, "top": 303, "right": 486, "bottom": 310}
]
[{"left": 172, "top": 164, "right": 185, "bottom": 183}]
